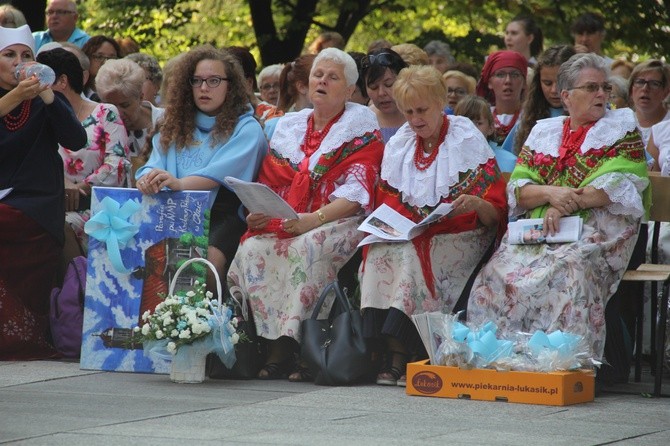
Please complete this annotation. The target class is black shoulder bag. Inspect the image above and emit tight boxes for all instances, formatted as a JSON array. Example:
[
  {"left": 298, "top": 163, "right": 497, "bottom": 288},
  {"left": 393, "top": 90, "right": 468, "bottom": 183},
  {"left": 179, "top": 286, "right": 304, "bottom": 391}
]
[{"left": 301, "top": 280, "right": 370, "bottom": 386}]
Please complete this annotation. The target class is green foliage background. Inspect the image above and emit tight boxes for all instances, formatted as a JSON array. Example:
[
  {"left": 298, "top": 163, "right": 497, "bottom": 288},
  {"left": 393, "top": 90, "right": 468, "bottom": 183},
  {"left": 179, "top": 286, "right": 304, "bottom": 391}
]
[{"left": 78, "top": 0, "right": 669, "bottom": 69}]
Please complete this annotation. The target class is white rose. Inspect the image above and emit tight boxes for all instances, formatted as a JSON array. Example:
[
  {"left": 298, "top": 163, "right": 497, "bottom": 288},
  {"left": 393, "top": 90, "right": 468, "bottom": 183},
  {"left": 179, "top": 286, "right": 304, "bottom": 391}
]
[
  {"left": 231, "top": 317, "right": 239, "bottom": 328},
  {"left": 171, "top": 329, "right": 179, "bottom": 337},
  {"left": 192, "top": 324, "right": 202, "bottom": 335},
  {"left": 133, "top": 326, "right": 140, "bottom": 333},
  {"left": 167, "top": 342, "right": 176, "bottom": 353},
  {"left": 155, "top": 330, "right": 164, "bottom": 339},
  {"left": 141, "top": 311, "right": 151, "bottom": 321},
  {"left": 205, "top": 291, "right": 213, "bottom": 299},
  {"left": 231, "top": 333, "right": 239, "bottom": 344},
  {"left": 186, "top": 290, "right": 196, "bottom": 298},
  {"left": 141, "top": 324, "right": 150, "bottom": 336},
  {"left": 179, "top": 329, "right": 191, "bottom": 339}
]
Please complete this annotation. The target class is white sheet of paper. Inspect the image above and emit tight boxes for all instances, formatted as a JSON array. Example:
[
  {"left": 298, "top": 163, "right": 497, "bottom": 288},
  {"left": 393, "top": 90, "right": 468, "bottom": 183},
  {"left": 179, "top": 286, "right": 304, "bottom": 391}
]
[{"left": 224, "top": 177, "right": 298, "bottom": 220}]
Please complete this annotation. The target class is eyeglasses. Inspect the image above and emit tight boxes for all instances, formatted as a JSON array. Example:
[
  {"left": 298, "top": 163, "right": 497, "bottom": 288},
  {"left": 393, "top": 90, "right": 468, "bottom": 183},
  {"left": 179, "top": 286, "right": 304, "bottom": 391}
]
[
  {"left": 361, "top": 52, "right": 396, "bottom": 70},
  {"left": 91, "top": 54, "right": 117, "bottom": 63},
  {"left": 569, "top": 82, "right": 613, "bottom": 94},
  {"left": 45, "top": 9, "right": 76, "bottom": 16},
  {"left": 632, "top": 78, "right": 664, "bottom": 90},
  {"left": 492, "top": 70, "right": 523, "bottom": 80},
  {"left": 447, "top": 87, "right": 467, "bottom": 96},
  {"left": 189, "top": 76, "right": 229, "bottom": 88},
  {"left": 260, "top": 83, "right": 279, "bottom": 91}
]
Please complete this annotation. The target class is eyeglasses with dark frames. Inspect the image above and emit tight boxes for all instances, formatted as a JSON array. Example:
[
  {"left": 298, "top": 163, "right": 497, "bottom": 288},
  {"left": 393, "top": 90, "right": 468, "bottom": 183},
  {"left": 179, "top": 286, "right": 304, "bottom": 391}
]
[
  {"left": 189, "top": 76, "right": 229, "bottom": 88},
  {"left": 632, "top": 78, "right": 664, "bottom": 90},
  {"left": 569, "top": 82, "right": 613, "bottom": 94}
]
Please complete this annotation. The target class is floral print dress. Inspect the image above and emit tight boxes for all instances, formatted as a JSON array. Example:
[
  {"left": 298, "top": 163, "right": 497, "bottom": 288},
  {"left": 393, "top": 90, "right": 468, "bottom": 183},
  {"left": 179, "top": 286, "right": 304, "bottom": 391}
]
[
  {"left": 467, "top": 108, "right": 650, "bottom": 361},
  {"left": 227, "top": 104, "right": 384, "bottom": 342},
  {"left": 59, "top": 103, "right": 130, "bottom": 251},
  {"left": 360, "top": 116, "right": 507, "bottom": 319}
]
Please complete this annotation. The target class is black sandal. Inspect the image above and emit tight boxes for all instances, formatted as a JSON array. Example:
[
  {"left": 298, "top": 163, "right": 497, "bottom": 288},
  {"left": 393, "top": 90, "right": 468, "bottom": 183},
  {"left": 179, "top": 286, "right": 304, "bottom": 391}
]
[
  {"left": 257, "top": 362, "right": 286, "bottom": 380},
  {"left": 288, "top": 364, "right": 313, "bottom": 382},
  {"left": 376, "top": 351, "right": 408, "bottom": 386}
]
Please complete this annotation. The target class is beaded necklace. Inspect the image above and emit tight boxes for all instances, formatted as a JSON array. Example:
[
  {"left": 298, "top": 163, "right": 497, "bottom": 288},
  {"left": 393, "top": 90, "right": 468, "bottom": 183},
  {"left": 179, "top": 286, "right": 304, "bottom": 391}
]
[
  {"left": 302, "top": 109, "right": 345, "bottom": 157},
  {"left": 414, "top": 115, "right": 449, "bottom": 171},
  {"left": 559, "top": 118, "right": 595, "bottom": 159},
  {"left": 492, "top": 108, "right": 520, "bottom": 145},
  {"left": 3, "top": 100, "right": 31, "bottom": 131}
]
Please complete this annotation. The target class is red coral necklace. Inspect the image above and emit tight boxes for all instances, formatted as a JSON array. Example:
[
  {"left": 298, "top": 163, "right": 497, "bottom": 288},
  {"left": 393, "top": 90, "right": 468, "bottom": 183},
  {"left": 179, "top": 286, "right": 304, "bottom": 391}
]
[
  {"left": 492, "top": 108, "right": 519, "bottom": 145},
  {"left": 3, "top": 100, "right": 31, "bottom": 131},
  {"left": 414, "top": 115, "right": 449, "bottom": 171},
  {"left": 303, "top": 109, "right": 345, "bottom": 157},
  {"left": 559, "top": 118, "right": 595, "bottom": 159}
]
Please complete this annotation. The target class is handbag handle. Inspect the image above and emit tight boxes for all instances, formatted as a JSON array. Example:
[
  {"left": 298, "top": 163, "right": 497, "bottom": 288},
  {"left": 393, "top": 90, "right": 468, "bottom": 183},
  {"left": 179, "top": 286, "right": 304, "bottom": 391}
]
[
  {"left": 228, "top": 285, "right": 249, "bottom": 320},
  {"left": 168, "top": 257, "right": 222, "bottom": 307},
  {"left": 309, "top": 280, "right": 352, "bottom": 319}
]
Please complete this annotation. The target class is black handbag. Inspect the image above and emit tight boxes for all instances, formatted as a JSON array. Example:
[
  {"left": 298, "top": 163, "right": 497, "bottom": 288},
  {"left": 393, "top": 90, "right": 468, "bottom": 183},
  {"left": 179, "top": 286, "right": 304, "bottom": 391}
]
[
  {"left": 207, "top": 291, "right": 263, "bottom": 380},
  {"left": 301, "top": 280, "right": 370, "bottom": 386}
]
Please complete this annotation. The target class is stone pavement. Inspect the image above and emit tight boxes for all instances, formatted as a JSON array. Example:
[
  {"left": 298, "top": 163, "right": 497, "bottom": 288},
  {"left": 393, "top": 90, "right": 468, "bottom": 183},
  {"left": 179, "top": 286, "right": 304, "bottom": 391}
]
[{"left": 0, "top": 360, "right": 668, "bottom": 445}]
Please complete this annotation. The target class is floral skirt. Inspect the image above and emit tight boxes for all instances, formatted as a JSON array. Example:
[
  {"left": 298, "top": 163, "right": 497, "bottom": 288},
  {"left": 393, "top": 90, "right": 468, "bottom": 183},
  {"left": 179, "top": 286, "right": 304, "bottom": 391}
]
[
  {"left": 227, "top": 216, "right": 364, "bottom": 342},
  {"left": 359, "top": 226, "right": 495, "bottom": 316},
  {"left": 467, "top": 209, "right": 640, "bottom": 360}
]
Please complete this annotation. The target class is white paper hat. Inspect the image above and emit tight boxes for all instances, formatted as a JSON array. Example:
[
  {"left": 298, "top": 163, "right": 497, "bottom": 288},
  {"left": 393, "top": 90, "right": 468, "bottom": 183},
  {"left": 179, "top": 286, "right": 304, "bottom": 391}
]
[{"left": 0, "top": 25, "right": 35, "bottom": 54}]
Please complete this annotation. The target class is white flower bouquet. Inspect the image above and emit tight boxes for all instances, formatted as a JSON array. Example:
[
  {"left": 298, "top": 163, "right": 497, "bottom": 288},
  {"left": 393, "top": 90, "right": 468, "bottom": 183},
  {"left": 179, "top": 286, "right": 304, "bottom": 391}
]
[{"left": 133, "top": 258, "right": 238, "bottom": 376}]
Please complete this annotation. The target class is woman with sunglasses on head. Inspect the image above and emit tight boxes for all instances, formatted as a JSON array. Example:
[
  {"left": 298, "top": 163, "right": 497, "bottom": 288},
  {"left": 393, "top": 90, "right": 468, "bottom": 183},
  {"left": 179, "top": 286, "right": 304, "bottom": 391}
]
[
  {"left": 81, "top": 35, "right": 120, "bottom": 101},
  {"left": 135, "top": 45, "right": 267, "bottom": 289},
  {"left": 0, "top": 25, "right": 87, "bottom": 359},
  {"left": 359, "top": 65, "right": 507, "bottom": 387},
  {"left": 476, "top": 50, "right": 528, "bottom": 153},
  {"left": 361, "top": 48, "right": 407, "bottom": 143},
  {"left": 468, "top": 54, "right": 650, "bottom": 379},
  {"left": 227, "top": 48, "right": 384, "bottom": 382}
]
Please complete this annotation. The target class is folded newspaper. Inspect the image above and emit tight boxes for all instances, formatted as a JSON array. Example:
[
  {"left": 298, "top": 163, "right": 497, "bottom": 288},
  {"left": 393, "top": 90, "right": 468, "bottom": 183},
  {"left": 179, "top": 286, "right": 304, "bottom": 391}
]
[
  {"left": 357, "top": 203, "right": 453, "bottom": 246},
  {"left": 508, "top": 215, "right": 583, "bottom": 244},
  {"left": 224, "top": 176, "right": 298, "bottom": 220}
]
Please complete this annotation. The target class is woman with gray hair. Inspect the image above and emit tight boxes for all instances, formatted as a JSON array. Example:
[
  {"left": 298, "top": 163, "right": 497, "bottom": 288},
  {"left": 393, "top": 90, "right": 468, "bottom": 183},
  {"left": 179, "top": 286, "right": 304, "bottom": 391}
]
[
  {"left": 227, "top": 48, "right": 385, "bottom": 381},
  {"left": 468, "top": 53, "right": 650, "bottom": 370},
  {"left": 96, "top": 58, "right": 165, "bottom": 173},
  {"left": 257, "top": 63, "right": 282, "bottom": 106},
  {"left": 423, "top": 40, "right": 454, "bottom": 73},
  {"left": 125, "top": 52, "right": 163, "bottom": 106}
]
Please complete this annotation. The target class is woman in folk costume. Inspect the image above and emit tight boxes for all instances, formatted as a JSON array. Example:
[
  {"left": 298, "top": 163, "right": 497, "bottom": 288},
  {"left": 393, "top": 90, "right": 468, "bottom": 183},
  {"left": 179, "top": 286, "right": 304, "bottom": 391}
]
[
  {"left": 468, "top": 54, "right": 650, "bottom": 368},
  {"left": 227, "top": 48, "right": 384, "bottom": 382},
  {"left": 359, "top": 65, "right": 508, "bottom": 386}
]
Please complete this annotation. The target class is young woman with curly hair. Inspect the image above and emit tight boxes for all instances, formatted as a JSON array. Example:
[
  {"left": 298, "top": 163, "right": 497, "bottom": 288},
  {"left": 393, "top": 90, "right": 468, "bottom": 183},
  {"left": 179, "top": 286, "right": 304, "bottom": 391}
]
[
  {"left": 135, "top": 45, "right": 268, "bottom": 288},
  {"left": 507, "top": 45, "right": 576, "bottom": 155}
]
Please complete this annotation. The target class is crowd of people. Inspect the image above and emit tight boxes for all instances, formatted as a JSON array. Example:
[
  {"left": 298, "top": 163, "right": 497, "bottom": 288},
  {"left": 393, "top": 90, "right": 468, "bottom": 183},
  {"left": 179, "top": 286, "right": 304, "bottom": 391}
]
[{"left": 1, "top": 2, "right": 667, "bottom": 391}]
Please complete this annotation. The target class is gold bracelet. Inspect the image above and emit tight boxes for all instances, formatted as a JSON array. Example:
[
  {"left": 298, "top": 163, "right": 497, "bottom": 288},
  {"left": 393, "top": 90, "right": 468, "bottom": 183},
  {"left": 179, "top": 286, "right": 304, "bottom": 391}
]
[{"left": 316, "top": 209, "right": 326, "bottom": 224}]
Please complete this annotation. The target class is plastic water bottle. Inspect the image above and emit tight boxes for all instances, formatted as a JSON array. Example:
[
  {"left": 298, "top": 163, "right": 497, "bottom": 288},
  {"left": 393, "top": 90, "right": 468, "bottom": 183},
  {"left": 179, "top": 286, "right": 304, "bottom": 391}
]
[{"left": 14, "top": 62, "right": 56, "bottom": 87}]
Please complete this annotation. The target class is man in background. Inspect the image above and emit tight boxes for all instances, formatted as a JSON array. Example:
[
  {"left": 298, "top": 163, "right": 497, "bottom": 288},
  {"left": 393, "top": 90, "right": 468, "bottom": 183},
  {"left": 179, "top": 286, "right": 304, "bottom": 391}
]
[
  {"left": 33, "top": 0, "right": 89, "bottom": 50},
  {"left": 571, "top": 12, "right": 613, "bottom": 65}
]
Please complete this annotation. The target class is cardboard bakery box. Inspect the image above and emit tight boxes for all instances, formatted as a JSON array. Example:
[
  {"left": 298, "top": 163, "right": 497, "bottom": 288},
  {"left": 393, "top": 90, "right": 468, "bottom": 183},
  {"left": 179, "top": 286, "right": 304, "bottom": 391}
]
[{"left": 406, "top": 360, "right": 594, "bottom": 406}]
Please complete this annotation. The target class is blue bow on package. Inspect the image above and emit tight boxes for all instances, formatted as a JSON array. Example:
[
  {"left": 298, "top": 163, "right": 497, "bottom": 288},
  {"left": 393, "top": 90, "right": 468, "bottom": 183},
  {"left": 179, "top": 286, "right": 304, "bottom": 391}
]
[
  {"left": 435, "top": 314, "right": 514, "bottom": 368},
  {"left": 84, "top": 196, "right": 141, "bottom": 273},
  {"left": 525, "top": 330, "right": 587, "bottom": 371}
]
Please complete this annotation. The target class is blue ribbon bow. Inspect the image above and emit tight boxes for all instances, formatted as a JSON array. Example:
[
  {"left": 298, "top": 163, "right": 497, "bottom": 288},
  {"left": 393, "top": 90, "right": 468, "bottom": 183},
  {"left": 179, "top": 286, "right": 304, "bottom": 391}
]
[
  {"left": 84, "top": 196, "right": 141, "bottom": 273},
  {"left": 527, "top": 330, "right": 582, "bottom": 359}
]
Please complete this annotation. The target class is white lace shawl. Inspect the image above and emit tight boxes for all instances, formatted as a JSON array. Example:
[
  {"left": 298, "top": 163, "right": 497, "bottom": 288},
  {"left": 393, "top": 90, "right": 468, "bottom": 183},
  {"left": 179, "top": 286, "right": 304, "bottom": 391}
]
[
  {"left": 269, "top": 102, "right": 379, "bottom": 171},
  {"left": 381, "top": 115, "right": 494, "bottom": 208},
  {"left": 508, "top": 108, "right": 647, "bottom": 218},
  {"left": 268, "top": 102, "right": 381, "bottom": 208}
]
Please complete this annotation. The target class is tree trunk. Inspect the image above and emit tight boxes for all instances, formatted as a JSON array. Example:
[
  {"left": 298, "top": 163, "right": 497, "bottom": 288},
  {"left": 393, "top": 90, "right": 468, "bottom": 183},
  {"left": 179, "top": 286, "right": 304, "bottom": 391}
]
[
  {"left": 249, "top": 0, "right": 319, "bottom": 66},
  {"left": 14, "top": 0, "right": 47, "bottom": 32}
]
